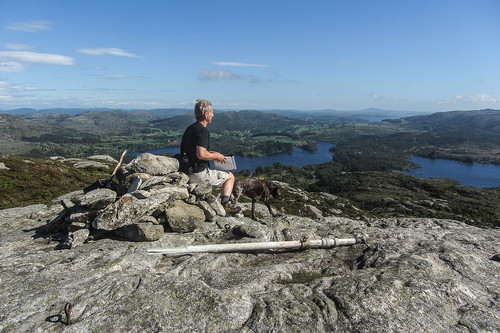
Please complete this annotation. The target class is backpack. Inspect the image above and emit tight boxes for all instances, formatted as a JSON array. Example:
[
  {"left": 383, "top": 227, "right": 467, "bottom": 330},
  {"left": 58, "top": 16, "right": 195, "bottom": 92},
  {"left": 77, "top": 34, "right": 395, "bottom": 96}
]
[{"left": 173, "top": 153, "right": 190, "bottom": 174}]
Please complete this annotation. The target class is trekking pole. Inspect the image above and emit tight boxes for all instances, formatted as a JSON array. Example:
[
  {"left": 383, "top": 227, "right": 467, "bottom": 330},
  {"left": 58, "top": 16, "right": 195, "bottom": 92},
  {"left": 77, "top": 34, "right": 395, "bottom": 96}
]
[{"left": 147, "top": 237, "right": 363, "bottom": 255}]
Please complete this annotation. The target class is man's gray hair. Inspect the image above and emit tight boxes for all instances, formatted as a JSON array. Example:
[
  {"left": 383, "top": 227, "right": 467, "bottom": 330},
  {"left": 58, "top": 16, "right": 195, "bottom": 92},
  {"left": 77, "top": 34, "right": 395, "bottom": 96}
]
[{"left": 194, "top": 99, "right": 212, "bottom": 120}]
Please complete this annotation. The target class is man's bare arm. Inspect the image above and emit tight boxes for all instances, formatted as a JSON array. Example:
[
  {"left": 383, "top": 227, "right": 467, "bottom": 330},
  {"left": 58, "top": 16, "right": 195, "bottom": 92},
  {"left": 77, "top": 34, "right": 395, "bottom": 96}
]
[{"left": 196, "top": 145, "right": 226, "bottom": 163}]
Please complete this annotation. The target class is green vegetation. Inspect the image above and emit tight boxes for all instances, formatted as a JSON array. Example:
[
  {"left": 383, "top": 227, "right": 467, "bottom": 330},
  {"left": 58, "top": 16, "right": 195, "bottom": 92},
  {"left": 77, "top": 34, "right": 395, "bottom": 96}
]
[
  {"left": 5, "top": 109, "right": 500, "bottom": 166},
  {"left": 249, "top": 162, "right": 500, "bottom": 228},
  {"left": 0, "top": 110, "right": 310, "bottom": 158},
  {"left": 2, "top": 108, "right": 500, "bottom": 228},
  {"left": 309, "top": 170, "right": 500, "bottom": 228},
  {"left": 0, "top": 154, "right": 112, "bottom": 209},
  {"left": 387, "top": 109, "right": 500, "bottom": 164}
]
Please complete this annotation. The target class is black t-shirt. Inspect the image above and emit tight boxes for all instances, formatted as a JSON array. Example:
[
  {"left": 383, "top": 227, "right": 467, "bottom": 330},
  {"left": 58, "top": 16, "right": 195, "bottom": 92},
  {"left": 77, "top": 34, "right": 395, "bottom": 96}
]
[{"left": 180, "top": 122, "right": 210, "bottom": 171}]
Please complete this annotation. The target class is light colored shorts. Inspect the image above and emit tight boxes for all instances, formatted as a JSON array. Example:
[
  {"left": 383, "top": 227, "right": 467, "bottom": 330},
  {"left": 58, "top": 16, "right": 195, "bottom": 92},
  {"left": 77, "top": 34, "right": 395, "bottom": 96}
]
[{"left": 188, "top": 168, "right": 229, "bottom": 187}]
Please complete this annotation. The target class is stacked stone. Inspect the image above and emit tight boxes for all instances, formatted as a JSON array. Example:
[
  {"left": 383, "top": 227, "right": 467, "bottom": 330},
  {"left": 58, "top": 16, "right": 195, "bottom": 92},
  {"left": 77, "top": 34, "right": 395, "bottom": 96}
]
[{"left": 56, "top": 153, "right": 227, "bottom": 248}]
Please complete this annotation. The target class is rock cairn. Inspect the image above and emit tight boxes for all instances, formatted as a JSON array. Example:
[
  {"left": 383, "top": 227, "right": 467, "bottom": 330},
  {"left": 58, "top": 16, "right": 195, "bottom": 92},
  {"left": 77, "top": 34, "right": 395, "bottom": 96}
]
[{"left": 49, "top": 153, "right": 228, "bottom": 248}]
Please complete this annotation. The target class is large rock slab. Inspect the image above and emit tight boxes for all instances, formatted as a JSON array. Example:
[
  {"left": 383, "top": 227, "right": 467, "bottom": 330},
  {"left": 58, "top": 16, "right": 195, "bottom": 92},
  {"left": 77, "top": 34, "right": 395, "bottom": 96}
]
[
  {"left": 0, "top": 204, "right": 47, "bottom": 222},
  {"left": 73, "top": 160, "right": 109, "bottom": 169},
  {"left": 125, "top": 153, "right": 179, "bottom": 176},
  {"left": 88, "top": 155, "right": 118, "bottom": 163},
  {"left": 76, "top": 188, "right": 117, "bottom": 210},
  {"left": 1, "top": 205, "right": 499, "bottom": 332}
]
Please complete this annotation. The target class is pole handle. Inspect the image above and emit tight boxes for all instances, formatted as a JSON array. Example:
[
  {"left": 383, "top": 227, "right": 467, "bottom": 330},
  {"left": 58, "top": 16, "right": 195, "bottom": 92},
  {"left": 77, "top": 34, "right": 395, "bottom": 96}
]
[
  {"left": 148, "top": 238, "right": 363, "bottom": 254},
  {"left": 111, "top": 150, "right": 127, "bottom": 178}
]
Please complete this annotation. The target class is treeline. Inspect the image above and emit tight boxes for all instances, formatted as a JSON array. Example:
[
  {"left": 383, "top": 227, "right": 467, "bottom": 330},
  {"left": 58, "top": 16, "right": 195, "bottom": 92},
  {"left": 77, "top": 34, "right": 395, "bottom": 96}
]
[
  {"left": 213, "top": 138, "right": 294, "bottom": 157},
  {"left": 250, "top": 161, "right": 500, "bottom": 228},
  {"left": 250, "top": 163, "right": 317, "bottom": 189},
  {"left": 22, "top": 133, "right": 101, "bottom": 144},
  {"left": 332, "top": 132, "right": 419, "bottom": 172}
]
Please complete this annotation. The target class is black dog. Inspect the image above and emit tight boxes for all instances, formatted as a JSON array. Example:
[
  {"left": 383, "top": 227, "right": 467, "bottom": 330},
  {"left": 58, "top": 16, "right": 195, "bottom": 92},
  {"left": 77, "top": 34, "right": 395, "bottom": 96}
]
[{"left": 231, "top": 178, "right": 281, "bottom": 219}]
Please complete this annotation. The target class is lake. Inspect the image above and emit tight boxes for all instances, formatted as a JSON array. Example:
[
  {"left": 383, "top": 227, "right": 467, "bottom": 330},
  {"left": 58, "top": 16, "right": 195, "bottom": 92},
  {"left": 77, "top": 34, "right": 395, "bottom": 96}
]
[
  {"left": 404, "top": 156, "right": 500, "bottom": 188},
  {"left": 131, "top": 144, "right": 500, "bottom": 188},
  {"left": 133, "top": 142, "right": 335, "bottom": 172}
]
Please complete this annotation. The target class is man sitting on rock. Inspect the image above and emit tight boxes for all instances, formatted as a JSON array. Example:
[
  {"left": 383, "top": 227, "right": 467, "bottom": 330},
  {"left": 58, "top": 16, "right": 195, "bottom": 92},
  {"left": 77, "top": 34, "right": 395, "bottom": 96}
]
[{"left": 181, "top": 99, "right": 241, "bottom": 215}]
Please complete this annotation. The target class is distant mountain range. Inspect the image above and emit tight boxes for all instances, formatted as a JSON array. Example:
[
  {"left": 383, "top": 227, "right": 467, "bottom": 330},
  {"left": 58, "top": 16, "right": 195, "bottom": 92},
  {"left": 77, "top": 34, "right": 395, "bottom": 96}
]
[
  {"left": 3, "top": 107, "right": 499, "bottom": 143},
  {"left": 0, "top": 109, "right": 306, "bottom": 141},
  {"left": 258, "top": 108, "right": 436, "bottom": 121},
  {"left": 1, "top": 107, "right": 434, "bottom": 121},
  {"left": 0, "top": 108, "right": 192, "bottom": 118}
]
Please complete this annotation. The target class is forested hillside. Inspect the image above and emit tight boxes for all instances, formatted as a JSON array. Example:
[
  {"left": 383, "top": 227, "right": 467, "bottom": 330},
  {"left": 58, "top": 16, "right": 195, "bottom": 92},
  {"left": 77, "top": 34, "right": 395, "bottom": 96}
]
[
  {"left": 2, "top": 108, "right": 500, "bottom": 227},
  {"left": 390, "top": 109, "right": 500, "bottom": 164},
  {"left": 395, "top": 109, "right": 500, "bottom": 136}
]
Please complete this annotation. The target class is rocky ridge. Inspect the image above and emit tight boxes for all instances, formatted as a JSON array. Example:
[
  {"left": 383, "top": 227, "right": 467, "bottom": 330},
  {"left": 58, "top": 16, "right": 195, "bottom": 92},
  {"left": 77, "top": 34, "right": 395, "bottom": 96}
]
[{"left": 0, "top": 153, "right": 499, "bottom": 332}]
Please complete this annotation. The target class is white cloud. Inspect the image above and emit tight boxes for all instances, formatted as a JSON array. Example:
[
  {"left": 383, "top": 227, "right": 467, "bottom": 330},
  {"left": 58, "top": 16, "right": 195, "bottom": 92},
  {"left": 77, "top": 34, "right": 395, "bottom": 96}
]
[
  {"left": 439, "top": 94, "right": 499, "bottom": 105},
  {"left": 77, "top": 48, "right": 139, "bottom": 57},
  {"left": 89, "top": 66, "right": 108, "bottom": 71},
  {"left": 0, "top": 95, "right": 12, "bottom": 101},
  {"left": 370, "top": 93, "right": 405, "bottom": 103},
  {"left": 0, "top": 80, "right": 39, "bottom": 93},
  {"left": 0, "top": 51, "right": 75, "bottom": 66},
  {"left": 98, "top": 74, "right": 149, "bottom": 79},
  {"left": 461, "top": 93, "right": 498, "bottom": 103},
  {"left": 4, "top": 20, "right": 53, "bottom": 32},
  {"left": 199, "top": 69, "right": 241, "bottom": 81},
  {"left": 212, "top": 61, "right": 270, "bottom": 68},
  {"left": 371, "top": 93, "right": 387, "bottom": 102},
  {"left": 0, "top": 61, "right": 26, "bottom": 72},
  {"left": 0, "top": 80, "right": 14, "bottom": 101},
  {"left": 19, "top": 86, "right": 38, "bottom": 91},
  {"left": 199, "top": 67, "right": 298, "bottom": 84},
  {"left": 4, "top": 43, "right": 34, "bottom": 51},
  {"left": 99, "top": 74, "right": 129, "bottom": 79}
]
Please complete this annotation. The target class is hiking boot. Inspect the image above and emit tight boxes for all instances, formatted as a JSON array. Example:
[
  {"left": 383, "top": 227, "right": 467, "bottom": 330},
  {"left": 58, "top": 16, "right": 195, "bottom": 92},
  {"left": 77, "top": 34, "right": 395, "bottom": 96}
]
[{"left": 223, "top": 203, "right": 241, "bottom": 215}]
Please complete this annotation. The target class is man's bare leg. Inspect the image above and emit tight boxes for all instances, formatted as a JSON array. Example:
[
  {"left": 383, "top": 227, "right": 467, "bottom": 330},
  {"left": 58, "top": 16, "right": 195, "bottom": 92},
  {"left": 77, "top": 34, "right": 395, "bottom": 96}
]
[
  {"left": 221, "top": 172, "right": 240, "bottom": 214},
  {"left": 221, "top": 172, "right": 235, "bottom": 197}
]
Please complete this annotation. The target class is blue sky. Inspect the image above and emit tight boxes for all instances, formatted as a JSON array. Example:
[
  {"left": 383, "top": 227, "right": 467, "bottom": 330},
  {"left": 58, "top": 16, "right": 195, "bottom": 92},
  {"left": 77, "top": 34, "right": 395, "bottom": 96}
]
[{"left": 1, "top": 0, "right": 499, "bottom": 112}]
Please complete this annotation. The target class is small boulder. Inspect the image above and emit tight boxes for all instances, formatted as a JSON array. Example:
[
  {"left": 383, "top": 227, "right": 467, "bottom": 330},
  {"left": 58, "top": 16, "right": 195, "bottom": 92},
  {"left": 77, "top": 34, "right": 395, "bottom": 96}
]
[
  {"left": 92, "top": 194, "right": 141, "bottom": 231},
  {"left": 60, "top": 198, "right": 77, "bottom": 213},
  {"left": 122, "top": 172, "right": 151, "bottom": 190},
  {"left": 125, "top": 153, "right": 179, "bottom": 176},
  {"left": 197, "top": 200, "right": 217, "bottom": 222},
  {"left": 232, "top": 222, "right": 269, "bottom": 240},
  {"left": 306, "top": 204, "right": 323, "bottom": 219},
  {"left": 190, "top": 182, "right": 213, "bottom": 199},
  {"left": 165, "top": 172, "right": 190, "bottom": 185},
  {"left": 165, "top": 200, "right": 205, "bottom": 233},
  {"left": 59, "top": 228, "right": 90, "bottom": 249},
  {"left": 66, "top": 209, "right": 99, "bottom": 223},
  {"left": 139, "top": 176, "right": 171, "bottom": 191},
  {"left": 72, "top": 228, "right": 90, "bottom": 247},
  {"left": 206, "top": 194, "right": 226, "bottom": 216}
]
